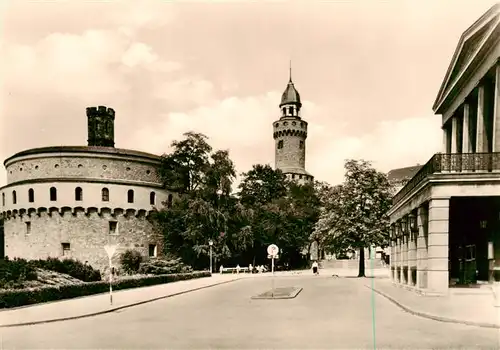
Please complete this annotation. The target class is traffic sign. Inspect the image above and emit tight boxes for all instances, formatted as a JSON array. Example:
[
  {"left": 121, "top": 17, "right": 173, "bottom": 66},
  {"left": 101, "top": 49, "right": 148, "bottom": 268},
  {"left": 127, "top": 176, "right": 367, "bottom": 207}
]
[{"left": 267, "top": 244, "right": 279, "bottom": 257}]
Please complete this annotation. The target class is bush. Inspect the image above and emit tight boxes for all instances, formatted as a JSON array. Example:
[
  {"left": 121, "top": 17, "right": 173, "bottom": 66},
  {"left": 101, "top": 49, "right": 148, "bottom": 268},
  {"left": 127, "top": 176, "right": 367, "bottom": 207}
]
[
  {"left": 0, "top": 271, "right": 211, "bottom": 309},
  {"left": 0, "top": 257, "right": 38, "bottom": 289},
  {"left": 29, "top": 257, "right": 101, "bottom": 282},
  {"left": 120, "top": 250, "right": 143, "bottom": 274},
  {"left": 138, "top": 257, "right": 193, "bottom": 275}
]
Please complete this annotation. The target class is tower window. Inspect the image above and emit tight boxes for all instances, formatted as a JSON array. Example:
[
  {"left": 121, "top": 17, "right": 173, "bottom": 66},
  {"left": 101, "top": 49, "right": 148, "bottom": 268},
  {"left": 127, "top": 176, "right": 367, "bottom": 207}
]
[
  {"left": 288, "top": 107, "right": 293, "bottom": 116},
  {"left": 61, "top": 243, "right": 70, "bottom": 256},
  {"left": 102, "top": 188, "right": 109, "bottom": 202},
  {"left": 109, "top": 221, "right": 118, "bottom": 235},
  {"left": 12, "top": 190, "right": 17, "bottom": 204},
  {"left": 167, "top": 194, "right": 173, "bottom": 208},
  {"left": 26, "top": 222, "right": 31, "bottom": 235},
  {"left": 149, "top": 244, "right": 158, "bottom": 257},
  {"left": 75, "top": 187, "right": 83, "bottom": 201},
  {"left": 150, "top": 191, "right": 156, "bottom": 205},
  {"left": 2, "top": 193, "right": 4, "bottom": 206},
  {"left": 50, "top": 187, "right": 57, "bottom": 201},
  {"left": 28, "top": 188, "right": 34, "bottom": 203},
  {"left": 278, "top": 140, "right": 284, "bottom": 149},
  {"left": 127, "top": 189, "right": 134, "bottom": 203},
  {"left": 299, "top": 141, "right": 304, "bottom": 149}
]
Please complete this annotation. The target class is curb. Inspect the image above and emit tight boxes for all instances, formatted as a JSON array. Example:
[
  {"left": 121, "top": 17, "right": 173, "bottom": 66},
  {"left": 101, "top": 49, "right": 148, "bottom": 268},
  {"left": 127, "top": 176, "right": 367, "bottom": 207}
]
[
  {"left": 0, "top": 277, "right": 243, "bottom": 328},
  {"left": 251, "top": 287, "right": 303, "bottom": 300},
  {"left": 364, "top": 283, "right": 500, "bottom": 329}
]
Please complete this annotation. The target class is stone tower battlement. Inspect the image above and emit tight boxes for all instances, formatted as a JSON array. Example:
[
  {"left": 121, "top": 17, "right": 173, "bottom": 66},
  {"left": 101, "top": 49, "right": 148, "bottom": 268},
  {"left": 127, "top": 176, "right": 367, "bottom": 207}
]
[{"left": 87, "top": 106, "right": 115, "bottom": 147}]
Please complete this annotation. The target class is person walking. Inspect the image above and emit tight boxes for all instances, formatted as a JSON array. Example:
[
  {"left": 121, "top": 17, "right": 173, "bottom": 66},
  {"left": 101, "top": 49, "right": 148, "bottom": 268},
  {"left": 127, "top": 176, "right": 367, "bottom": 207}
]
[{"left": 312, "top": 260, "right": 319, "bottom": 275}]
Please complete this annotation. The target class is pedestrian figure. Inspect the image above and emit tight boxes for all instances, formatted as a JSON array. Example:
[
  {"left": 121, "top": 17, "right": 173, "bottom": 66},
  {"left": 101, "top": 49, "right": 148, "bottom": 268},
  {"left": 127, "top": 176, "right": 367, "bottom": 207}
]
[
  {"left": 236, "top": 264, "right": 241, "bottom": 274},
  {"left": 220, "top": 265, "right": 224, "bottom": 274},
  {"left": 248, "top": 263, "right": 253, "bottom": 274},
  {"left": 312, "top": 260, "right": 319, "bottom": 275}
]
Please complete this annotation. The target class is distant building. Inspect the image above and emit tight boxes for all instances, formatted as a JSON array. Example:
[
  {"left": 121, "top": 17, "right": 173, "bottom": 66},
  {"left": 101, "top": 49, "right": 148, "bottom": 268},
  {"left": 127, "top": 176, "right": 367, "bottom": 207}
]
[
  {"left": 388, "top": 165, "right": 423, "bottom": 193},
  {"left": 388, "top": 3, "right": 500, "bottom": 294}
]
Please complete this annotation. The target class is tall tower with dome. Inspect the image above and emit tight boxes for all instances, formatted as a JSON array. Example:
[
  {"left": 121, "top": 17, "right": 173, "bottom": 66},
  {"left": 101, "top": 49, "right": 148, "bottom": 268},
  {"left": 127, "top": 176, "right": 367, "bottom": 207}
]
[{"left": 272, "top": 66, "right": 314, "bottom": 184}]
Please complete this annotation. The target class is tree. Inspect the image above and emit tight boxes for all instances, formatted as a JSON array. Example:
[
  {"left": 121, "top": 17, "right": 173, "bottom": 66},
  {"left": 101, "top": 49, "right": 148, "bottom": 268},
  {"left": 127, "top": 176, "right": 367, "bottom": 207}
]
[
  {"left": 154, "top": 132, "right": 252, "bottom": 270},
  {"left": 237, "top": 166, "right": 321, "bottom": 268},
  {"left": 238, "top": 164, "right": 288, "bottom": 206},
  {"left": 158, "top": 132, "right": 212, "bottom": 194},
  {"left": 312, "top": 159, "right": 393, "bottom": 277}
]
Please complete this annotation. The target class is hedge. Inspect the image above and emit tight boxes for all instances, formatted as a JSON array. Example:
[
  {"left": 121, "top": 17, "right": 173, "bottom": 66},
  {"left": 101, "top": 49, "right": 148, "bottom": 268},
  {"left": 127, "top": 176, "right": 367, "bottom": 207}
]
[{"left": 0, "top": 271, "right": 211, "bottom": 309}]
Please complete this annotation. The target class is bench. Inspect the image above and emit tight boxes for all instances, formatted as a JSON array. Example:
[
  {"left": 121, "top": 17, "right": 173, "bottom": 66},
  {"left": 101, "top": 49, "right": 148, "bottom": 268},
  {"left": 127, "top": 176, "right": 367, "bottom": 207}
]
[{"left": 220, "top": 267, "right": 250, "bottom": 274}]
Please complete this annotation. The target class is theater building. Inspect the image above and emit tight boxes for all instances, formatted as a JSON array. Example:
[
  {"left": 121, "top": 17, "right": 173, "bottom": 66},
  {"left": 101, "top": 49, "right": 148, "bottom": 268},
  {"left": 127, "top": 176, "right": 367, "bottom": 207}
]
[{"left": 388, "top": 4, "right": 500, "bottom": 294}]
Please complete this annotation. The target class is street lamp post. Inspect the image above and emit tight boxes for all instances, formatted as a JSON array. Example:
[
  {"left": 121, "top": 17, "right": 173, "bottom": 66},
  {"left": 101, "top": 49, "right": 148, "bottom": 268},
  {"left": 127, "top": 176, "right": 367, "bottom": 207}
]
[{"left": 209, "top": 239, "right": 213, "bottom": 274}]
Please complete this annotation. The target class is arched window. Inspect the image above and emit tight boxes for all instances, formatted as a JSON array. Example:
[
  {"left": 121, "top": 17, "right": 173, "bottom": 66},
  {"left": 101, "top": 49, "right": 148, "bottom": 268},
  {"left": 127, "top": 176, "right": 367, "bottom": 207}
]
[
  {"left": 127, "top": 189, "right": 134, "bottom": 203},
  {"left": 28, "top": 188, "right": 34, "bottom": 203},
  {"left": 12, "top": 190, "right": 17, "bottom": 204},
  {"left": 167, "top": 194, "right": 173, "bottom": 208},
  {"left": 299, "top": 140, "right": 304, "bottom": 149},
  {"left": 50, "top": 187, "right": 57, "bottom": 201},
  {"left": 150, "top": 191, "right": 156, "bottom": 205},
  {"left": 288, "top": 107, "right": 293, "bottom": 116},
  {"left": 102, "top": 188, "right": 109, "bottom": 202},
  {"left": 2, "top": 193, "right": 5, "bottom": 206},
  {"left": 75, "top": 187, "right": 83, "bottom": 201},
  {"left": 278, "top": 140, "right": 284, "bottom": 149}
]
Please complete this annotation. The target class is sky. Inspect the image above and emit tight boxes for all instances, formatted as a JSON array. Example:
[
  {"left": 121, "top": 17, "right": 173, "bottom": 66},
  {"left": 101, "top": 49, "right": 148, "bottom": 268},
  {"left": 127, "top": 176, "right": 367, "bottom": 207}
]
[{"left": 1, "top": 0, "right": 498, "bottom": 189}]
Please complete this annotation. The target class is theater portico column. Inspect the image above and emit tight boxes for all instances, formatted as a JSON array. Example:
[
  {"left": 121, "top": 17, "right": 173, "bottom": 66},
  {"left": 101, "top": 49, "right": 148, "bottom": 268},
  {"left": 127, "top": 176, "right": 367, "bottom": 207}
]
[
  {"left": 476, "top": 85, "right": 489, "bottom": 172},
  {"left": 492, "top": 64, "right": 500, "bottom": 169},
  {"left": 417, "top": 205, "right": 429, "bottom": 289},
  {"left": 462, "top": 104, "right": 472, "bottom": 153},
  {"left": 451, "top": 115, "right": 461, "bottom": 172},
  {"left": 443, "top": 125, "right": 451, "bottom": 153},
  {"left": 451, "top": 115, "right": 460, "bottom": 153},
  {"left": 408, "top": 212, "right": 418, "bottom": 286},
  {"left": 427, "top": 198, "right": 450, "bottom": 294},
  {"left": 401, "top": 216, "right": 409, "bottom": 284}
]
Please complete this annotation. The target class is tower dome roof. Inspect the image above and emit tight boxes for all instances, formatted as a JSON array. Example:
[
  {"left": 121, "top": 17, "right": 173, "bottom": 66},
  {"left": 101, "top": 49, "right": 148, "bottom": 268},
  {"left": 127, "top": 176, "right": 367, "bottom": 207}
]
[{"left": 280, "top": 80, "right": 302, "bottom": 108}]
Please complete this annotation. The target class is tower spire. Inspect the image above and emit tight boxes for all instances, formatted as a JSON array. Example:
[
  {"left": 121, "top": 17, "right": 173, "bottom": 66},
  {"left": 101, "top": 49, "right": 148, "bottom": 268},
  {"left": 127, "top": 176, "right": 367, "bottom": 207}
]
[{"left": 289, "top": 60, "right": 292, "bottom": 83}]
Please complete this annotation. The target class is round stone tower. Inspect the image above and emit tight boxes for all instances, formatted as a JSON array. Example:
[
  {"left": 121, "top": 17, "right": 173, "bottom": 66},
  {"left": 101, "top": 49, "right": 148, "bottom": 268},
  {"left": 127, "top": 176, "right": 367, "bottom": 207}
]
[{"left": 273, "top": 68, "right": 314, "bottom": 183}]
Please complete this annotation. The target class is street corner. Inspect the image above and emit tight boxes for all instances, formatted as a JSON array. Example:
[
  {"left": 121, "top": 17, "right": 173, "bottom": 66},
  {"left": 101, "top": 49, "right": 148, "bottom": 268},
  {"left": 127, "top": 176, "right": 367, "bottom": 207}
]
[{"left": 251, "top": 286, "right": 303, "bottom": 300}]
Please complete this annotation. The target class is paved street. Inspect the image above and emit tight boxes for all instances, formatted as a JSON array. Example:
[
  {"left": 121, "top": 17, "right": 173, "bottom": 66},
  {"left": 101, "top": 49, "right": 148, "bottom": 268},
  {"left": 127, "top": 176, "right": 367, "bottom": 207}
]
[{"left": 1, "top": 274, "right": 498, "bottom": 349}]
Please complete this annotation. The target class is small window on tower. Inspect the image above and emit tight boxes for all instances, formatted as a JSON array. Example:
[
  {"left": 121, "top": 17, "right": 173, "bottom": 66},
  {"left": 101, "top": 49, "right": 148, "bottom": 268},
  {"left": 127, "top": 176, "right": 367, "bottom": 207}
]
[
  {"left": 278, "top": 140, "right": 283, "bottom": 149},
  {"left": 299, "top": 141, "right": 304, "bottom": 149}
]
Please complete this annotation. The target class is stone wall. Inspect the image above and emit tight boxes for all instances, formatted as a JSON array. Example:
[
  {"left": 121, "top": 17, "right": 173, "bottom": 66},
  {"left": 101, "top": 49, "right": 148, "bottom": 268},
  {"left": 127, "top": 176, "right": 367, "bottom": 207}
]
[
  {"left": 273, "top": 117, "right": 308, "bottom": 170},
  {"left": 5, "top": 152, "right": 161, "bottom": 185},
  {"left": 3, "top": 207, "right": 164, "bottom": 272},
  {"left": 0, "top": 181, "right": 170, "bottom": 213}
]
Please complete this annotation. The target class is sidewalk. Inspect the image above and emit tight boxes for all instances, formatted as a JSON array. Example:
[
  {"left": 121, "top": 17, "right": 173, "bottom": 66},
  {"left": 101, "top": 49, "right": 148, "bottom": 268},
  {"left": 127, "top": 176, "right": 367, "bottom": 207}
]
[
  {"left": 0, "top": 274, "right": 248, "bottom": 328},
  {"left": 361, "top": 277, "right": 500, "bottom": 328}
]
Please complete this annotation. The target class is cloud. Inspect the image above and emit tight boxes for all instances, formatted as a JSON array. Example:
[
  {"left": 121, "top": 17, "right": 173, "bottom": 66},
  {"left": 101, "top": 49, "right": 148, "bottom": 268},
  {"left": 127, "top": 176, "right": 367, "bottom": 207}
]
[
  {"left": 128, "top": 91, "right": 442, "bottom": 188},
  {"left": 308, "top": 115, "right": 442, "bottom": 184}
]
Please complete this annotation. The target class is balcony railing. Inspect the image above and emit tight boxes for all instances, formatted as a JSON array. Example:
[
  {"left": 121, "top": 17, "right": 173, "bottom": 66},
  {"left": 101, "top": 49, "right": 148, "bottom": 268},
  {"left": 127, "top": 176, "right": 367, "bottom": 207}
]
[{"left": 392, "top": 152, "right": 500, "bottom": 205}]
